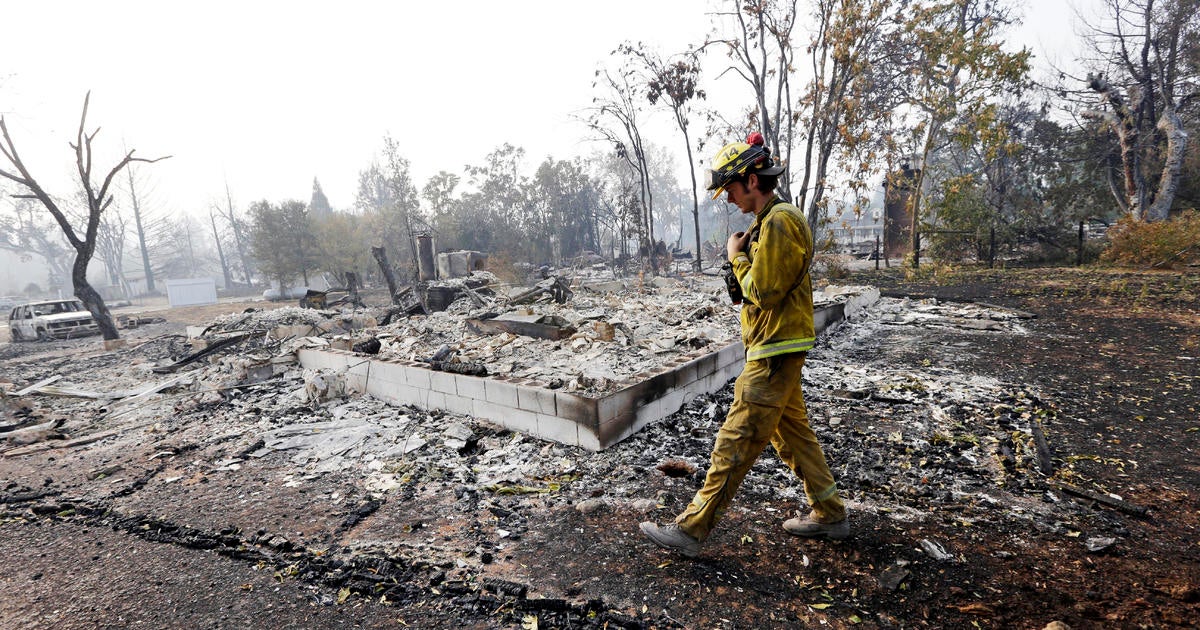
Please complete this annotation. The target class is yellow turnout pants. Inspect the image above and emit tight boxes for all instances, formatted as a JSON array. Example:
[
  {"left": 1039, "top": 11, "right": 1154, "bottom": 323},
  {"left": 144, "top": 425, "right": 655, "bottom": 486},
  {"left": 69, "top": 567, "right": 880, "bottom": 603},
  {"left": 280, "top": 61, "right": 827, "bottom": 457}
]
[{"left": 675, "top": 352, "right": 845, "bottom": 541}]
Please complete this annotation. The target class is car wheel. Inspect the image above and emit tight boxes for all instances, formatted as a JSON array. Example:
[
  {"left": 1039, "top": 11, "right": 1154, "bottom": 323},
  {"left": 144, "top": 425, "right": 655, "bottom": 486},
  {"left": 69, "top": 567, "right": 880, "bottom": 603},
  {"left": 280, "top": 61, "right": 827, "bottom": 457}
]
[
  {"left": 9, "top": 328, "right": 20, "bottom": 342},
  {"left": 36, "top": 327, "right": 50, "bottom": 341}
]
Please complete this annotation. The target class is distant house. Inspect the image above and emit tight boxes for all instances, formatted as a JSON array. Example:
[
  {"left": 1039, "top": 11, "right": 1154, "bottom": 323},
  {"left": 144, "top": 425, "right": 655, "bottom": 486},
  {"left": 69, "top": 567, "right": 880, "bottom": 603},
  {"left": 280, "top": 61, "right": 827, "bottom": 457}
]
[{"left": 824, "top": 192, "right": 886, "bottom": 253}]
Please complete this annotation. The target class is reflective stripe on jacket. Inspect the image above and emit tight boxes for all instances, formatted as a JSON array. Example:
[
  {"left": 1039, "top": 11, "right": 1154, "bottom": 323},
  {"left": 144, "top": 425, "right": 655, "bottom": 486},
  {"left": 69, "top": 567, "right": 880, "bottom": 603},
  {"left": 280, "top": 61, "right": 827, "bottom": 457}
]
[{"left": 730, "top": 196, "right": 815, "bottom": 361}]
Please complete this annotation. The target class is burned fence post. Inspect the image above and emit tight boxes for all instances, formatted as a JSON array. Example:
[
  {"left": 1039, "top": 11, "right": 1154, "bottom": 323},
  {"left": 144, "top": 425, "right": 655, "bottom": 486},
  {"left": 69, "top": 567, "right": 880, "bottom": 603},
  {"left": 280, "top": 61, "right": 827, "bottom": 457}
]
[
  {"left": 345, "top": 271, "right": 362, "bottom": 307},
  {"left": 415, "top": 234, "right": 436, "bottom": 281},
  {"left": 1031, "top": 420, "right": 1055, "bottom": 475}
]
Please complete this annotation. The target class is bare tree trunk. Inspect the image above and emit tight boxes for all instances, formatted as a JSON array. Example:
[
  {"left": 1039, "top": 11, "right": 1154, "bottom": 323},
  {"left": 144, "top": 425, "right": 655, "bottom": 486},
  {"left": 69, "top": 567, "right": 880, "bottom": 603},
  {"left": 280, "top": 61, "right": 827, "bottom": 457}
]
[
  {"left": 73, "top": 257, "right": 118, "bottom": 339},
  {"left": 721, "top": 0, "right": 798, "bottom": 200},
  {"left": 1089, "top": 74, "right": 1147, "bottom": 220},
  {"left": 1104, "top": 147, "right": 1130, "bottom": 215},
  {"left": 630, "top": 128, "right": 656, "bottom": 273},
  {"left": 184, "top": 222, "right": 197, "bottom": 273},
  {"left": 210, "top": 210, "right": 232, "bottom": 290},
  {"left": 224, "top": 182, "right": 253, "bottom": 284},
  {"left": 1147, "top": 105, "right": 1187, "bottom": 221},
  {"left": 685, "top": 129, "right": 702, "bottom": 273},
  {"left": 909, "top": 126, "right": 938, "bottom": 269},
  {"left": 125, "top": 164, "right": 156, "bottom": 293}
]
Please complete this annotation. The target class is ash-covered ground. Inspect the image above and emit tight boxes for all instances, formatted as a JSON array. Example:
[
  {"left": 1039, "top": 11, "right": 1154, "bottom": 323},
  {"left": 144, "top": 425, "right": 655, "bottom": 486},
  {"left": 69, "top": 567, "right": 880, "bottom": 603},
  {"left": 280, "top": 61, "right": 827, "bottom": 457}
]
[{"left": 1, "top": 268, "right": 1197, "bottom": 628}]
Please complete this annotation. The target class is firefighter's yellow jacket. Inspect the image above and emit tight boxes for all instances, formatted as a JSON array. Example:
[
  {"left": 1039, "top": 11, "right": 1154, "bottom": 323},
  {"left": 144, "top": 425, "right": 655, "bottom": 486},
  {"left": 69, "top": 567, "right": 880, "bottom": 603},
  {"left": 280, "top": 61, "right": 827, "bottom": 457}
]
[{"left": 729, "top": 196, "right": 815, "bottom": 361}]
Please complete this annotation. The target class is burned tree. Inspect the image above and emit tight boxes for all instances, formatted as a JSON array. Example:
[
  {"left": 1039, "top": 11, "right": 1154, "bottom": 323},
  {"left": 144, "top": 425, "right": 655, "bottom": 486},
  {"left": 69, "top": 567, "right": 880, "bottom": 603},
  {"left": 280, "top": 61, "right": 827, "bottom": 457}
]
[
  {"left": 585, "top": 67, "right": 658, "bottom": 271},
  {"left": 708, "top": 0, "right": 801, "bottom": 200},
  {"left": 1083, "top": 0, "right": 1198, "bottom": 222},
  {"left": 219, "top": 181, "right": 254, "bottom": 285},
  {"left": 0, "top": 93, "right": 169, "bottom": 340},
  {"left": 122, "top": 160, "right": 160, "bottom": 294},
  {"left": 619, "top": 44, "right": 707, "bottom": 272}
]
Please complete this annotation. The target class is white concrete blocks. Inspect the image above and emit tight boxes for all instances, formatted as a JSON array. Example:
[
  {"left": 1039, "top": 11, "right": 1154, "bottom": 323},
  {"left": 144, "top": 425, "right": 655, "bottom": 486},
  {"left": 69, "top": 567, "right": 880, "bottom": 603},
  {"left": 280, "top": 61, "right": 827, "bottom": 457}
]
[
  {"left": 429, "top": 370, "right": 458, "bottom": 395},
  {"left": 516, "top": 384, "right": 557, "bottom": 415},
  {"left": 484, "top": 378, "right": 520, "bottom": 408},
  {"left": 300, "top": 337, "right": 746, "bottom": 450},
  {"left": 454, "top": 374, "right": 487, "bottom": 401}
]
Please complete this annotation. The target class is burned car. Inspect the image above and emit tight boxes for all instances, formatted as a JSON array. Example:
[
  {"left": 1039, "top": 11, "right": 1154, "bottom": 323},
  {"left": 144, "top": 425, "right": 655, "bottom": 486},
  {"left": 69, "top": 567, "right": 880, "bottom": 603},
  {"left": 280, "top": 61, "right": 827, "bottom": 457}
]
[{"left": 8, "top": 299, "right": 100, "bottom": 341}]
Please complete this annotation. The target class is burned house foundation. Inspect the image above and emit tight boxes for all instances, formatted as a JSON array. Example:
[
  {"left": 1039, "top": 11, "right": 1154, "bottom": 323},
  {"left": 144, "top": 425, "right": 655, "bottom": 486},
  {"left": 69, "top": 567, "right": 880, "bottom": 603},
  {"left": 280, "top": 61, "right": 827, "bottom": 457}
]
[{"left": 297, "top": 289, "right": 877, "bottom": 450}]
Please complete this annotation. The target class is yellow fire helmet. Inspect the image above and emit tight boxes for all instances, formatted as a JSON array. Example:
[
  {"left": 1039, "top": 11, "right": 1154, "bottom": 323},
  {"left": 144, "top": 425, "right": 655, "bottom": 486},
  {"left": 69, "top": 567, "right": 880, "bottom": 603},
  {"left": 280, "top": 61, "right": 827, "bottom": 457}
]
[{"left": 705, "top": 132, "right": 785, "bottom": 199}]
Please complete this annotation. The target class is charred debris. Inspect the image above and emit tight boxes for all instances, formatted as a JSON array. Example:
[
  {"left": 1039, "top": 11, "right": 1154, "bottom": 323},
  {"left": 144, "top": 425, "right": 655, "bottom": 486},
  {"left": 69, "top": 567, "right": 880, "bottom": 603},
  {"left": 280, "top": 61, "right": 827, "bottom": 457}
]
[{"left": 0, "top": 266, "right": 1155, "bottom": 627}]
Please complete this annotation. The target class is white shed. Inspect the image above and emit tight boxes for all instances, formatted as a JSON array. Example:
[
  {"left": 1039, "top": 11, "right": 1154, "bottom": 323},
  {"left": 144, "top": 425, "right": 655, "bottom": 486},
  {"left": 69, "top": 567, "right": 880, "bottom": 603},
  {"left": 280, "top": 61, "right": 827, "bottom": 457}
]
[{"left": 165, "top": 278, "right": 218, "bottom": 307}]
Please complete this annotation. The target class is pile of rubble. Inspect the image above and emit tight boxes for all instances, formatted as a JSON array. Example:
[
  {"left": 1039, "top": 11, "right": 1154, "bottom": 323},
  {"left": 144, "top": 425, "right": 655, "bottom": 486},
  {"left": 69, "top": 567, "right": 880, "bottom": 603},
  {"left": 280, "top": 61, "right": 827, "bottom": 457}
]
[
  {"left": 368, "top": 293, "right": 736, "bottom": 395},
  {"left": 5, "top": 293, "right": 1069, "bottom": 512},
  {"left": 327, "top": 275, "right": 876, "bottom": 397},
  {"left": 1, "top": 277, "right": 884, "bottom": 461}
]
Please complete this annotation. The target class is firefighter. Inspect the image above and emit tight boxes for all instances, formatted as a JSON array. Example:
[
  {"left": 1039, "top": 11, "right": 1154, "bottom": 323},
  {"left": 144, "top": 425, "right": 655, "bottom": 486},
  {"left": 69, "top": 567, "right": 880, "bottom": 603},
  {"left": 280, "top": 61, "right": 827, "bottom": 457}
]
[{"left": 640, "top": 133, "right": 848, "bottom": 558}]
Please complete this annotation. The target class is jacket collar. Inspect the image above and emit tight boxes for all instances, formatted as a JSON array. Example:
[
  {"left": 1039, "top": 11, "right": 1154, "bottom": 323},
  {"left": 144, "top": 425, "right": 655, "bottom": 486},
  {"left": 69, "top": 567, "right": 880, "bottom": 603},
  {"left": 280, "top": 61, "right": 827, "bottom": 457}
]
[{"left": 754, "top": 195, "right": 782, "bottom": 223}]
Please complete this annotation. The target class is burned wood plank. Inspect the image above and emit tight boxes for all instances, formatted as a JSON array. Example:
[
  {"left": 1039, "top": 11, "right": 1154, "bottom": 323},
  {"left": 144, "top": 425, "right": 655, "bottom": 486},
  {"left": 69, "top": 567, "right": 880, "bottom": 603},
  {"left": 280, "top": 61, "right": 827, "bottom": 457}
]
[
  {"left": 13, "top": 375, "right": 63, "bottom": 396},
  {"left": 109, "top": 374, "right": 193, "bottom": 409},
  {"left": 1055, "top": 482, "right": 1149, "bottom": 517},
  {"left": 0, "top": 418, "right": 65, "bottom": 448},
  {"left": 0, "top": 489, "right": 61, "bottom": 504},
  {"left": 0, "top": 418, "right": 37, "bottom": 434},
  {"left": 1031, "top": 420, "right": 1055, "bottom": 475},
  {"left": 461, "top": 285, "right": 489, "bottom": 308},
  {"left": 2, "top": 419, "right": 160, "bottom": 457},
  {"left": 465, "top": 314, "right": 576, "bottom": 341},
  {"left": 869, "top": 393, "right": 917, "bottom": 405},
  {"left": 152, "top": 331, "right": 253, "bottom": 374},
  {"left": 27, "top": 384, "right": 140, "bottom": 400}
]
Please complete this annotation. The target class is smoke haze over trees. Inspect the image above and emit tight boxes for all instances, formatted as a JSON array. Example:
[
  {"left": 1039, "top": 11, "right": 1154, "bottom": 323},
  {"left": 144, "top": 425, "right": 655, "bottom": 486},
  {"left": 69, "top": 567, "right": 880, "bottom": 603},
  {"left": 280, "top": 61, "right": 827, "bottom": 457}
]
[{"left": 2, "top": 0, "right": 1197, "bottom": 297}]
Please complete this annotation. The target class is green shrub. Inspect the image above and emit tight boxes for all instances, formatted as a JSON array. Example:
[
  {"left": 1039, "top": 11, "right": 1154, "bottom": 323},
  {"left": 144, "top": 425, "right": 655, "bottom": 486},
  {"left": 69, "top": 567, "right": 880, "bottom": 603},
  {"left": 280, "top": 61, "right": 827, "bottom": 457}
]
[{"left": 1101, "top": 210, "right": 1200, "bottom": 268}]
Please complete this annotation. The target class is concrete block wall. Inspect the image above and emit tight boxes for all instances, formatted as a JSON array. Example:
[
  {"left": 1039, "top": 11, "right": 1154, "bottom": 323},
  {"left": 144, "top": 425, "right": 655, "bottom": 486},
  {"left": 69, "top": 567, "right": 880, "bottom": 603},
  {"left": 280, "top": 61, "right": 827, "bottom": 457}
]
[
  {"left": 296, "top": 341, "right": 743, "bottom": 452},
  {"left": 296, "top": 299, "right": 872, "bottom": 451}
]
